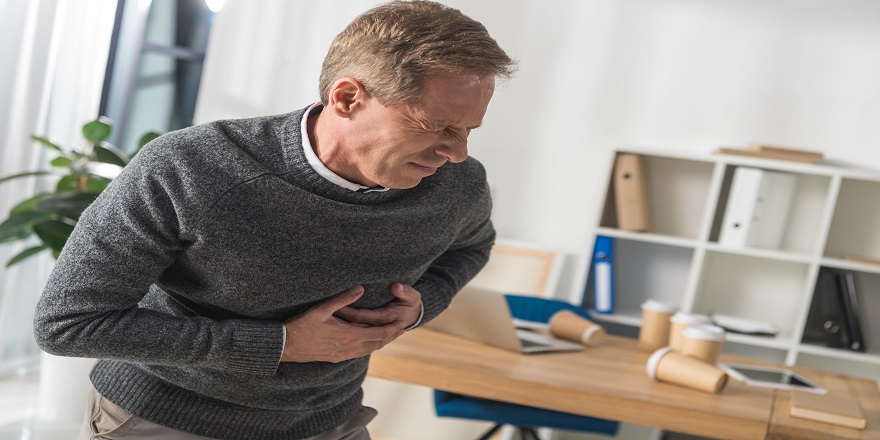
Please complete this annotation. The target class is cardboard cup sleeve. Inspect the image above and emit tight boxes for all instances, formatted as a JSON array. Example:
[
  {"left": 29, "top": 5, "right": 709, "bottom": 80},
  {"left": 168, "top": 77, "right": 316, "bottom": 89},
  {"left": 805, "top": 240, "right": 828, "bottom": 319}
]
[
  {"left": 668, "top": 312, "right": 711, "bottom": 351},
  {"left": 638, "top": 300, "right": 677, "bottom": 351},
  {"left": 680, "top": 324, "right": 726, "bottom": 364},
  {"left": 646, "top": 347, "right": 728, "bottom": 394},
  {"left": 549, "top": 310, "right": 606, "bottom": 346}
]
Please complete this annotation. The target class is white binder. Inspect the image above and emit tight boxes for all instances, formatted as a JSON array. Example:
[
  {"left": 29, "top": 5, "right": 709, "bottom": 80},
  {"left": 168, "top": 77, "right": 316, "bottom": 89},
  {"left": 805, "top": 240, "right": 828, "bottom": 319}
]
[{"left": 719, "top": 167, "right": 797, "bottom": 249}]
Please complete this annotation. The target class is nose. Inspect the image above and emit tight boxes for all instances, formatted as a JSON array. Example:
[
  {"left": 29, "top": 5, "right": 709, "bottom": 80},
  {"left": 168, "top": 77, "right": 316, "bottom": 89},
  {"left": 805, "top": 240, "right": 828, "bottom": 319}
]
[{"left": 435, "top": 140, "right": 468, "bottom": 163}]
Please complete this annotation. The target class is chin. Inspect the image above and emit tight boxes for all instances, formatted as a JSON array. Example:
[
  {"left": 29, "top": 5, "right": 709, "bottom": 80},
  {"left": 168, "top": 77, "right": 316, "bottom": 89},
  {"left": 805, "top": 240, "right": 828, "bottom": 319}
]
[{"left": 383, "top": 177, "right": 423, "bottom": 190}]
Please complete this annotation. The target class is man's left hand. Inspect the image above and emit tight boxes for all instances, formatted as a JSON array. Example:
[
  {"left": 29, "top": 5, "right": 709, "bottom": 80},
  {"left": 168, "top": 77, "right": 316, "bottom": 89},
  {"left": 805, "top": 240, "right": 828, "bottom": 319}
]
[{"left": 334, "top": 282, "right": 422, "bottom": 328}]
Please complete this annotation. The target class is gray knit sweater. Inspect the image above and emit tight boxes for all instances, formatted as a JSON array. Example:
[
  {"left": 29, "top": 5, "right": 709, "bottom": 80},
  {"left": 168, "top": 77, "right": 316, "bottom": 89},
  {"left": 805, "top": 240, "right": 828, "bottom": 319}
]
[{"left": 33, "top": 106, "right": 494, "bottom": 439}]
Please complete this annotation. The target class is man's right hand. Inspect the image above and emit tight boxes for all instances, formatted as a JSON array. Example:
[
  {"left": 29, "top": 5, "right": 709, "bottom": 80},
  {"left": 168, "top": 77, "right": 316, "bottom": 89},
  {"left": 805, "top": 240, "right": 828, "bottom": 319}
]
[{"left": 281, "top": 285, "right": 407, "bottom": 363}]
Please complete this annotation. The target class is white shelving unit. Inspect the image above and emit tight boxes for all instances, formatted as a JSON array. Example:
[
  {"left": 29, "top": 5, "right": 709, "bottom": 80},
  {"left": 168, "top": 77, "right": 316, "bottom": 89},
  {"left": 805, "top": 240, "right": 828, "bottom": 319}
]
[{"left": 580, "top": 148, "right": 880, "bottom": 381}]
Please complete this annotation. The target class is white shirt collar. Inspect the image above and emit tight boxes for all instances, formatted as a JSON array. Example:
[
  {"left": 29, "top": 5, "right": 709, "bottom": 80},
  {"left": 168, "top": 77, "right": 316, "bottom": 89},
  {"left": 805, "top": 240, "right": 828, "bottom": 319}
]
[{"left": 300, "top": 102, "right": 388, "bottom": 193}]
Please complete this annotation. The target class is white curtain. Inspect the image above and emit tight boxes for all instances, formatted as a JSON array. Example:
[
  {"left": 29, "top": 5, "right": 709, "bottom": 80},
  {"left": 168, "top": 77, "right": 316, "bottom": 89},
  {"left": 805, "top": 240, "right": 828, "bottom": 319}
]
[{"left": 0, "top": 0, "right": 117, "bottom": 421}]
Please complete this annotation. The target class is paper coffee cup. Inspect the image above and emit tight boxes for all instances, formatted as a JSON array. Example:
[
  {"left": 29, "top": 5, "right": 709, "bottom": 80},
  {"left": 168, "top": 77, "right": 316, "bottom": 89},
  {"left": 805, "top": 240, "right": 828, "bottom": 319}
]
[
  {"left": 681, "top": 324, "right": 726, "bottom": 364},
  {"left": 638, "top": 300, "right": 677, "bottom": 351},
  {"left": 549, "top": 310, "right": 606, "bottom": 346},
  {"left": 646, "top": 347, "right": 728, "bottom": 394},
  {"left": 668, "top": 312, "right": 711, "bottom": 351}
]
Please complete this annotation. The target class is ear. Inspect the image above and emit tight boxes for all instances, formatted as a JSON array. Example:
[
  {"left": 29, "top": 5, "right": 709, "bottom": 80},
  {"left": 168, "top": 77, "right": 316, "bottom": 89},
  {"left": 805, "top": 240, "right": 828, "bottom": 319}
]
[{"left": 326, "top": 78, "right": 367, "bottom": 118}]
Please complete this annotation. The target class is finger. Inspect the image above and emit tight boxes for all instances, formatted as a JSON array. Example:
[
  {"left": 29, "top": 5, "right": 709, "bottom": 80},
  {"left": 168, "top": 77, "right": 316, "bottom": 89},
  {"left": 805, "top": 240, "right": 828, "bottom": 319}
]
[
  {"left": 390, "top": 283, "right": 420, "bottom": 303},
  {"left": 357, "top": 320, "right": 407, "bottom": 342},
  {"left": 312, "top": 285, "right": 364, "bottom": 317},
  {"left": 335, "top": 306, "right": 397, "bottom": 326}
]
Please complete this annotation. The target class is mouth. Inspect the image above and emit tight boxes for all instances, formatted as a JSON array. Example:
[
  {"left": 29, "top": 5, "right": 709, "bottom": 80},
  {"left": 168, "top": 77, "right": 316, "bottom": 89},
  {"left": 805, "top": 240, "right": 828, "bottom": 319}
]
[{"left": 411, "top": 162, "right": 442, "bottom": 175}]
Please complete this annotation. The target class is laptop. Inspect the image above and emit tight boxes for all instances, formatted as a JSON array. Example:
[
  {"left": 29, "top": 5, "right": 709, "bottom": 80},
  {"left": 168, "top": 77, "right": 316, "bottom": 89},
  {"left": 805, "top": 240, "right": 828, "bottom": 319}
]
[{"left": 424, "top": 285, "right": 584, "bottom": 354}]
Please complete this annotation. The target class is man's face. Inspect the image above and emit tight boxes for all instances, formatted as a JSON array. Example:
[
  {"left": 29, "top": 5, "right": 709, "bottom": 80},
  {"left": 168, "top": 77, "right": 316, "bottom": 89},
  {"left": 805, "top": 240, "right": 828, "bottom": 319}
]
[{"left": 347, "top": 74, "right": 495, "bottom": 189}]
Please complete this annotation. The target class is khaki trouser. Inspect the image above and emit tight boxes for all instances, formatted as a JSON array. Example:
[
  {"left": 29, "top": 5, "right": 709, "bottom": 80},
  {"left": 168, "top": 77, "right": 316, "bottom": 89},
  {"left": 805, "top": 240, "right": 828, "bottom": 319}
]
[{"left": 77, "top": 386, "right": 376, "bottom": 440}]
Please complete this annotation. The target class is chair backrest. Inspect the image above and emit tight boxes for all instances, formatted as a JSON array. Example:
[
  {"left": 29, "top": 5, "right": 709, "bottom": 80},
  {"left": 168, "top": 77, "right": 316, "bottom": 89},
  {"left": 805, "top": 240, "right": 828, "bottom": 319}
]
[
  {"left": 466, "top": 239, "right": 563, "bottom": 297},
  {"left": 504, "top": 294, "right": 590, "bottom": 323}
]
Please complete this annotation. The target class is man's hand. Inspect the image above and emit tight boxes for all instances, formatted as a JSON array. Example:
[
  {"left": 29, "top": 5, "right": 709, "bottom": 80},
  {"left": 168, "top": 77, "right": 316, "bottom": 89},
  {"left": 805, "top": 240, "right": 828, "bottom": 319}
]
[
  {"left": 333, "top": 283, "right": 422, "bottom": 328},
  {"left": 281, "top": 285, "right": 407, "bottom": 363}
]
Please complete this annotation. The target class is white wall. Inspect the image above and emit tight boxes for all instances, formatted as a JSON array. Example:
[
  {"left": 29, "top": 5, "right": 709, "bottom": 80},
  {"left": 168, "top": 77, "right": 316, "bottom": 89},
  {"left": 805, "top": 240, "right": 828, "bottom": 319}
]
[{"left": 196, "top": 0, "right": 880, "bottom": 302}]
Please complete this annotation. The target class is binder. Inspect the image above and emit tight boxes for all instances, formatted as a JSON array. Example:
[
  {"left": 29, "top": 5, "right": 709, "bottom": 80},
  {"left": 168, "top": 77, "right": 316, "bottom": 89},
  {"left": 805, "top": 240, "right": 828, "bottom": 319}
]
[
  {"left": 613, "top": 154, "right": 650, "bottom": 231},
  {"left": 818, "top": 268, "right": 848, "bottom": 349},
  {"left": 841, "top": 270, "right": 866, "bottom": 352},
  {"left": 592, "top": 236, "right": 614, "bottom": 314},
  {"left": 719, "top": 167, "right": 764, "bottom": 247},
  {"left": 718, "top": 167, "right": 797, "bottom": 249}
]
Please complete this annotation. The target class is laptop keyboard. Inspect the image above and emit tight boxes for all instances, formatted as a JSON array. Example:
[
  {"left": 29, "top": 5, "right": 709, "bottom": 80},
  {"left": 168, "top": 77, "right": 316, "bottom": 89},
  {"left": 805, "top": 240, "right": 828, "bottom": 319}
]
[{"left": 519, "top": 338, "right": 550, "bottom": 348}]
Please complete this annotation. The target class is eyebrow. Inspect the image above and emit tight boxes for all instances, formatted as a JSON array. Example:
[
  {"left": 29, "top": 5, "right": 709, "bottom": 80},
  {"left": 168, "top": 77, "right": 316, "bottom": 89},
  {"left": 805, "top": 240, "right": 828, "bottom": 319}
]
[{"left": 430, "top": 122, "right": 482, "bottom": 130}]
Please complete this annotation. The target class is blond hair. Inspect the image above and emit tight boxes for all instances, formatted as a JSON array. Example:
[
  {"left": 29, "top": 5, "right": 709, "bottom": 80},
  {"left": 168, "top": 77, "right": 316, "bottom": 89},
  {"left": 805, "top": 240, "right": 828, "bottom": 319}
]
[{"left": 319, "top": 0, "right": 516, "bottom": 106}]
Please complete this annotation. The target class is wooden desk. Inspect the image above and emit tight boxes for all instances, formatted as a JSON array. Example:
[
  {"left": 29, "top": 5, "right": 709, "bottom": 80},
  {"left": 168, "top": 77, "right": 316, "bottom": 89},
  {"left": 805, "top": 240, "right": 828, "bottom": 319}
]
[{"left": 368, "top": 329, "right": 880, "bottom": 439}]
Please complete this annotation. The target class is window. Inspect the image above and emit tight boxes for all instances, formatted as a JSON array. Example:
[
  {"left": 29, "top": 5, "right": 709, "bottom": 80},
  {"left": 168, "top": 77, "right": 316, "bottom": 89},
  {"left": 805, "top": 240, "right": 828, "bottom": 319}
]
[{"left": 102, "top": 0, "right": 218, "bottom": 152}]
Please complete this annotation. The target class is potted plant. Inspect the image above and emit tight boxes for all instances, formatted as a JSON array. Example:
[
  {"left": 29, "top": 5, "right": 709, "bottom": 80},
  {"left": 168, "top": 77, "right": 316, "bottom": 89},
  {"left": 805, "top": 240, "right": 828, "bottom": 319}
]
[{"left": 0, "top": 118, "right": 160, "bottom": 267}]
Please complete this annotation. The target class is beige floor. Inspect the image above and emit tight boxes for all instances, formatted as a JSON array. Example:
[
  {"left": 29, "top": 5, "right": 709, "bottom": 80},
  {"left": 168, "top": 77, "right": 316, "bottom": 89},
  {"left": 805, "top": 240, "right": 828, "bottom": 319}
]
[{"left": 0, "top": 375, "right": 657, "bottom": 440}]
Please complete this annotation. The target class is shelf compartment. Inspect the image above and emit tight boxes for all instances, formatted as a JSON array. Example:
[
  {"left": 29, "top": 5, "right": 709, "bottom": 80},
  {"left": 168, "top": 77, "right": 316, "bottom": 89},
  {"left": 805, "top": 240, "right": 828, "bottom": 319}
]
[
  {"left": 725, "top": 332, "right": 793, "bottom": 351},
  {"left": 708, "top": 166, "right": 831, "bottom": 256},
  {"left": 721, "top": 341, "right": 788, "bottom": 364},
  {"left": 599, "top": 153, "right": 714, "bottom": 240},
  {"left": 582, "top": 238, "right": 693, "bottom": 320},
  {"left": 704, "top": 243, "right": 813, "bottom": 265},
  {"left": 825, "top": 178, "right": 880, "bottom": 262},
  {"left": 798, "top": 343, "right": 880, "bottom": 365},
  {"left": 801, "top": 269, "right": 878, "bottom": 354},
  {"left": 595, "top": 227, "right": 698, "bottom": 249},
  {"left": 820, "top": 257, "right": 880, "bottom": 276},
  {"left": 796, "top": 352, "right": 880, "bottom": 381},
  {"left": 691, "top": 251, "right": 809, "bottom": 344}
]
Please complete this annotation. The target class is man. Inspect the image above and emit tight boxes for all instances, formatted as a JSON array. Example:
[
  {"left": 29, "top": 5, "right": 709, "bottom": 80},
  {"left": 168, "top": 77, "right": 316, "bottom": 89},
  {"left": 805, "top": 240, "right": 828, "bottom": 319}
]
[{"left": 34, "top": 1, "right": 515, "bottom": 439}]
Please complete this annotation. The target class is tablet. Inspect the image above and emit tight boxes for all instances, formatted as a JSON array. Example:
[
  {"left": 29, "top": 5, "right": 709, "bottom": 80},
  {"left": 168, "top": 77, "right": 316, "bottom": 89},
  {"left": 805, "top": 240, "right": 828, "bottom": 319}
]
[{"left": 720, "top": 363, "right": 827, "bottom": 394}]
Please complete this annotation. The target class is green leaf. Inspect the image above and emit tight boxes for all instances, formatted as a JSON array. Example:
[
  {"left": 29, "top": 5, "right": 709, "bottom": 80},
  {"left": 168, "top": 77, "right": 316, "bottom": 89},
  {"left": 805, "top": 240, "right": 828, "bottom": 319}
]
[
  {"left": 35, "top": 192, "right": 99, "bottom": 219},
  {"left": 33, "top": 220, "right": 75, "bottom": 253},
  {"left": 94, "top": 142, "right": 129, "bottom": 166},
  {"left": 6, "top": 245, "right": 48, "bottom": 267},
  {"left": 50, "top": 156, "right": 73, "bottom": 167},
  {"left": 82, "top": 118, "right": 112, "bottom": 143},
  {"left": 86, "top": 178, "right": 110, "bottom": 193},
  {"left": 0, "top": 170, "right": 54, "bottom": 185},
  {"left": 30, "top": 135, "right": 63, "bottom": 153},
  {"left": 136, "top": 131, "right": 161, "bottom": 154},
  {"left": 55, "top": 175, "right": 79, "bottom": 192},
  {"left": 0, "top": 212, "right": 52, "bottom": 242},
  {"left": 10, "top": 193, "right": 48, "bottom": 215},
  {"left": 0, "top": 226, "right": 32, "bottom": 243},
  {"left": 57, "top": 174, "right": 109, "bottom": 193}
]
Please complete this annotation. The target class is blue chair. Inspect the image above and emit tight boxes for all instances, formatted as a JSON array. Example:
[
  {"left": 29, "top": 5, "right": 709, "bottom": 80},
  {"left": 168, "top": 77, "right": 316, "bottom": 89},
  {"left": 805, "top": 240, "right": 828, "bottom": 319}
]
[{"left": 433, "top": 294, "right": 620, "bottom": 440}]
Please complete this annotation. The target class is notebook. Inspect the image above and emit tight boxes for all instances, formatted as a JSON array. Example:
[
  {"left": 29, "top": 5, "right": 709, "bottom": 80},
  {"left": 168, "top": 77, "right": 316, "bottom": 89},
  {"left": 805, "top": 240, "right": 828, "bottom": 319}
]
[
  {"left": 424, "top": 285, "right": 584, "bottom": 354},
  {"left": 790, "top": 391, "right": 867, "bottom": 429}
]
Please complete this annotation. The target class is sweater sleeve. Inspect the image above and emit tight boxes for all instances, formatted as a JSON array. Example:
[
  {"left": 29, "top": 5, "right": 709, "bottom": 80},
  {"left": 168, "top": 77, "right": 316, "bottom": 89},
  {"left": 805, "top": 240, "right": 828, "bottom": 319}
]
[
  {"left": 33, "top": 142, "right": 284, "bottom": 376},
  {"left": 414, "top": 176, "right": 495, "bottom": 323}
]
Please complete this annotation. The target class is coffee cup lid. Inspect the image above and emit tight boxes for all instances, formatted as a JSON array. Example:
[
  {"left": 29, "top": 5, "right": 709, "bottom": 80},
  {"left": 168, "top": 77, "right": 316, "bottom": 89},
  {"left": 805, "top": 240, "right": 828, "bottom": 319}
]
[
  {"left": 682, "top": 324, "right": 726, "bottom": 341},
  {"left": 641, "top": 299, "right": 677, "bottom": 313},
  {"left": 671, "top": 312, "right": 711, "bottom": 325},
  {"left": 645, "top": 346, "right": 673, "bottom": 379}
]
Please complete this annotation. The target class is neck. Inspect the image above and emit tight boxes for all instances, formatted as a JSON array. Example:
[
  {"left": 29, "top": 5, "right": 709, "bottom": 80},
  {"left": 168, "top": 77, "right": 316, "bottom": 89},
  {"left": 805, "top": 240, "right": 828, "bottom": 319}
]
[{"left": 309, "top": 109, "right": 372, "bottom": 187}]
